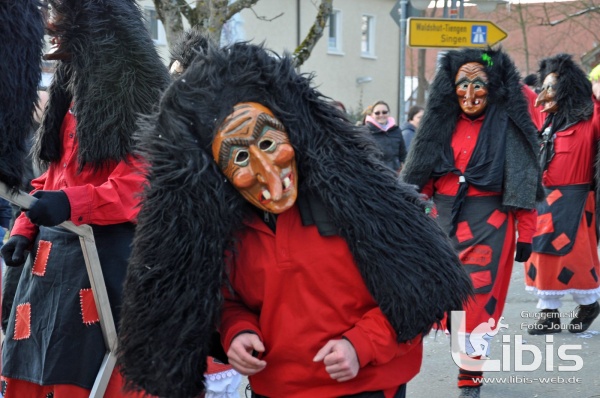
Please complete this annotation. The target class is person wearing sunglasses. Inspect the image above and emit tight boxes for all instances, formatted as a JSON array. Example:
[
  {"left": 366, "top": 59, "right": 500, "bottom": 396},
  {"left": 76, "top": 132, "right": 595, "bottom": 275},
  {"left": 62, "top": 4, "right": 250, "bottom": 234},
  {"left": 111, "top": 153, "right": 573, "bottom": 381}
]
[{"left": 364, "top": 100, "right": 407, "bottom": 174}]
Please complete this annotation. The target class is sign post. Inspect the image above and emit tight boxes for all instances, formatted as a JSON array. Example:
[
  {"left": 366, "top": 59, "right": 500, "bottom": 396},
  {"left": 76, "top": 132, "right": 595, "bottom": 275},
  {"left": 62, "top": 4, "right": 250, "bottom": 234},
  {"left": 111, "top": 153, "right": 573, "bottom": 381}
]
[
  {"left": 390, "top": 0, "right": 418, "bottom": 123},
  {"left": 407, "top": 17, "right": 508, "bottom": 48}
]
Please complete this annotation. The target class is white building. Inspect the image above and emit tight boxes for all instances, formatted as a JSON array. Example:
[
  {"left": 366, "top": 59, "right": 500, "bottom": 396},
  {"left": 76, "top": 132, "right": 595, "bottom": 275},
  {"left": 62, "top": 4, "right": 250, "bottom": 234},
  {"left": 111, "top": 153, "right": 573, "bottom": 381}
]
[{"left": 138, "top": 0, "right": 409, "bottom": 121}]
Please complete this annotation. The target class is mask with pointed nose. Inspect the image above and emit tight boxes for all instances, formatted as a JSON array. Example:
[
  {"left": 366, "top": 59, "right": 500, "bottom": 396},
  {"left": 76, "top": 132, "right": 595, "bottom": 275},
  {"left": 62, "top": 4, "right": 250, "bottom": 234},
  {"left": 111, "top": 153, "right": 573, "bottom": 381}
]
[
  {"left": 213, "top": 102, "right": 299, "bottom": 214},
  {"left": 455, "top": 62, "right": 488, "bottom": 117},
  {"left": 535, "top": 73, "right": 559, "bottom": 114}
]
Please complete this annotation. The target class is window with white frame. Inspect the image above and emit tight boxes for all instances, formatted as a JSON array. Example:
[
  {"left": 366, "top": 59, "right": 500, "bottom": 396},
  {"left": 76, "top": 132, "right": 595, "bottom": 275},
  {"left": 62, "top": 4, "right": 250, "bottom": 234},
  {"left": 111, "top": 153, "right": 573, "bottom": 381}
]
[
  {"left": 328, "top": 9, "right": 343, "bottom": 54},
  {"left": 144, "top": 8, "right": 166, "bottom": 44},
  {"left": 361, "top": 14, "right": 375, "bottom": 58}
]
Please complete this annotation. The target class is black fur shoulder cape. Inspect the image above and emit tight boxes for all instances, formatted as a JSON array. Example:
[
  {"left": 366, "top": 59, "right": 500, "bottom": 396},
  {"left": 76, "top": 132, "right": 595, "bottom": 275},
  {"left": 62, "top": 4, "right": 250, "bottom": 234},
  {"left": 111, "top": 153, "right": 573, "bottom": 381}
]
[
  {"left": 402, "top": 47, "right": 544, "bottom": 209},
  {"left": 34, "top": 0, "right": 170, "bottom": 169},
  {"left": 538, "top": 54, "right": 600, "bottom": 222},
  {"left": 0, "top": 0, "right": 44, "bottom": 188},
  {"left": 117, "top": 41, "right": 473, "bottom": 398}
]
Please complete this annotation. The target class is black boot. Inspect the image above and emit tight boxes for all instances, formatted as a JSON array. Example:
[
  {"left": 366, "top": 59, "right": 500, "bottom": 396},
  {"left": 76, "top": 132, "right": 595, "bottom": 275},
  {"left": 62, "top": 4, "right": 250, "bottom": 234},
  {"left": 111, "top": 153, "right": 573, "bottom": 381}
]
[
  {"left": 569, "top": 301, "right": 600, "bottom": 333},
  {"left": 527, "top": 309, "right": 561, "bottom": 335}
]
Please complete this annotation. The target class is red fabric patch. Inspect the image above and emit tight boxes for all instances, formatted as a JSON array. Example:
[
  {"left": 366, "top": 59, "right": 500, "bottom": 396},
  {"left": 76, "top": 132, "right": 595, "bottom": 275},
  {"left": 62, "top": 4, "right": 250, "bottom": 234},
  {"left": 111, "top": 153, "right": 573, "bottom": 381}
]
[
  {"left": 31, "top": 240, "right": 52, "bottom": 277},
  {"left": 546, "top": 189, "right": 563, "bottom": 206},
  {"left": 79, "top": 289, "right": 99, "bottom": 325},
  {"left": 14, "top": 303, "right": 31, "bottom": 340},
  {"left": 206, "top": 356, "right": 235, "bottom": 375},
  {"left": 534, "top": 213, "right": 554, "bottom": 237},
  {"left": 486, "top": 209, "right": 507, "bottom": 229},
  {"left": 552, "top": 233, "right": 571, "bottom": 251},
  {"left": 459, "top": 245, "right": 492, "bottom": 267},
  {"left": 470, "top": 270, "right": 492, "bottom": 289},
  {"left": 456, "top": 221, "right": 474, "bottom": 243}
]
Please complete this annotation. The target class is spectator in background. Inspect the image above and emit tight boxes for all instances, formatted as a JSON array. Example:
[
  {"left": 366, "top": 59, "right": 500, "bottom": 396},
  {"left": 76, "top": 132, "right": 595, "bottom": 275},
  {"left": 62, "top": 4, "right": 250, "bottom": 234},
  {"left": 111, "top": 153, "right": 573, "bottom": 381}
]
[
  {"left": 331, "top": 100, "right": 346, "bottom": 114},
  {"left": 357, "top": 105, "right": 371, "bottom": 126},
  {"left": 401, "top": 105, "right": 424, "bottom": 151},
  {"left": 364, "top": 100, "right": 407, "bottom": 174}
]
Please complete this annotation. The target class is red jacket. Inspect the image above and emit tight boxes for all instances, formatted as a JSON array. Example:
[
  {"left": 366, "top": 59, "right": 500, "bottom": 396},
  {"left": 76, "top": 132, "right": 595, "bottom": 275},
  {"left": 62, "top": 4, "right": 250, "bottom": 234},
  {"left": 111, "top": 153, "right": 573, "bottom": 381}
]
[
  {"left": 422, "top": 113, "right": 536, "bottom": 243},
  {"left": 220, "top": 205, "right": 422, "bottom": 398},
  {"left": 11, "top": 109, "right": 146, "bottom": 240}
]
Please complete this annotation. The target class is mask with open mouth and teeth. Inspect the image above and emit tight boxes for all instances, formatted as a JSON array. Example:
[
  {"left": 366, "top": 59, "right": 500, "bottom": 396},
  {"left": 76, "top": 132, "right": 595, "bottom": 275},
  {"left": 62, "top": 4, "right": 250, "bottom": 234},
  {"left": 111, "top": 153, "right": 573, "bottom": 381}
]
[
  {"left": 455, "top": 62, "right": 488, "bottom": 117},
  {"left": 213, "top": 102, "right": 298, "bottom": 214}
]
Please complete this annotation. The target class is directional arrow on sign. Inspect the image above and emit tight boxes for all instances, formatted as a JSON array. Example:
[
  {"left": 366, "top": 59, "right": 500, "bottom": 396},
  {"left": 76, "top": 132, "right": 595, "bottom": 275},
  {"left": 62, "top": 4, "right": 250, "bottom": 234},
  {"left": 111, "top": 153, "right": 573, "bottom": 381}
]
[{"left": 407, "top": 17, "right": 508, "bottom": 48}]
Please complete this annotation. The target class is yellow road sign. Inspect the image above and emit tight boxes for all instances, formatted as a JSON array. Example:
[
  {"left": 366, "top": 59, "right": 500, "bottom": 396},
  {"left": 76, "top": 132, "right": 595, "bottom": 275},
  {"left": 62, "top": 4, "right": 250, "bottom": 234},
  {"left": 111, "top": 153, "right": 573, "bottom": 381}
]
[{"left": 408, "top": 18, "right": 508, "bottom": 49}]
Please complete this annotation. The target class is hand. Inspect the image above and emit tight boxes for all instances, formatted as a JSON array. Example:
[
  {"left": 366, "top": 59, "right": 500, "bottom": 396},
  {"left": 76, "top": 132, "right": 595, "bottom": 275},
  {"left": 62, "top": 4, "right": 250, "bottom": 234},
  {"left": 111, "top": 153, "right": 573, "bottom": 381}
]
[
  {"left": 514, "top": 242, "right": 532, "bottom": 262},
  {"left": 26, "top": 190, "right": 71, "bottom": 226},
  {"left": 0, "top": 235, "right": 31, "bottom": 267},
  {"left": 313, "top": 338, "right": 360, "bottom": 382},
  {"left": 592, "top": 78, "right": 600, "bottom": 100},
  {"left": 227, "top": 333, "right": 267, "bottom": 376}
]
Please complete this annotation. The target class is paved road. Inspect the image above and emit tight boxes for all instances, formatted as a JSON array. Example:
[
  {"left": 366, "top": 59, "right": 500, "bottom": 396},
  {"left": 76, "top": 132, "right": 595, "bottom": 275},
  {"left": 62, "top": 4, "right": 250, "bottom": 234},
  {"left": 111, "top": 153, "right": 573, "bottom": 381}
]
[
  {"left": 237, "top": 260, "right": 600, "bottom": 398},
  {"left": 409, "top": 261, "right": 600, "bottom": 398}
]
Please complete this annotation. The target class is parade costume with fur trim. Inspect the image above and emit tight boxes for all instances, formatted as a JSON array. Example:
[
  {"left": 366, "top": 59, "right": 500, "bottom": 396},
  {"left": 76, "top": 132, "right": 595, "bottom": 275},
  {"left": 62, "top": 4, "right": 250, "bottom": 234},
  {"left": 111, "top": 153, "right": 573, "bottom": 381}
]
[
  {"left": 402, "top": 48, "right": 543, "bottom": 390},
  {"left": 34, "top": 0, "right": 170, "bottom": 170},
  {"left": 118, "top": 42, "right": 473, "bottom": 398},
  {"left": 402, "top": 48, "right": 543, "bottom": 209},
  {"left": 1, "top": 1, "right": 169, "bottom": 397},
  {"left": 524, "top": 54, "right": 600, "bottom": 310},
  {"left": 0, "top": 0, "right": 44, "bottom": 188}
]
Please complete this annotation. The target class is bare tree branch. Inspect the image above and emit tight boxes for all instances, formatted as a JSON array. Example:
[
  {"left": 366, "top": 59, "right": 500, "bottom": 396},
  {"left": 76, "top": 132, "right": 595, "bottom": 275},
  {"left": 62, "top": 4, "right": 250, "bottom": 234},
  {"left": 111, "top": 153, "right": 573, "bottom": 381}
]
[
  {"left": 249, "top": 7, "right": 284, "bottom": 22},
  {"left": 152, "top": 0, "right": 185, "bottom": 48},
  {"left": 292, "top": 0, "right": 332, "bottom": 67},
  {"left": 226, "top": 0, "right": 260, "bottom": 21},
  {"left": 515, "top": 3, "right": 531, "bottom": 74},
  {"left": 543, "top": 6, "right": 599, "bottom": 26}
]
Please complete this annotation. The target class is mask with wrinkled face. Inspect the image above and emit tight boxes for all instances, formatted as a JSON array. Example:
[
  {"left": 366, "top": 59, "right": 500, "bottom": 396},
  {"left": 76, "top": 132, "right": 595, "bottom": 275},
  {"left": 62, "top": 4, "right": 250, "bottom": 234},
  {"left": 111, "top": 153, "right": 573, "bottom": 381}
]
[
  {"left": 455, "top": 62, "right": 488, "bottom": 117},
  {"left": 535, "top": 73, "right": 558, "bottom": 114},
  {"left": 212, "top": 102, "right": 298, "bottom": 214}
]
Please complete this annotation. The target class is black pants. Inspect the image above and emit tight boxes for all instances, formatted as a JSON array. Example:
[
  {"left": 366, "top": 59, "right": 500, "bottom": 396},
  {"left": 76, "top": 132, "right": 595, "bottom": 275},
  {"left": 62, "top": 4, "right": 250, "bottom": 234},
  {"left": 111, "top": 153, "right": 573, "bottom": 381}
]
[{"left": 251, "top": 383, "right": 406, "bottom": 398}]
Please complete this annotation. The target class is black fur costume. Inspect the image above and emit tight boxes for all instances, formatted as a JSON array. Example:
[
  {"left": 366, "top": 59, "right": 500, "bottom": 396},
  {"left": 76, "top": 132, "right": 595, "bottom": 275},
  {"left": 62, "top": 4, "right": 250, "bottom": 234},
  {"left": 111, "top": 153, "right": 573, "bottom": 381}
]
[
  {"left": 169, "top": 29, "right": 209, "bottom": 73},
  {"left": 34, "top": 0, "right": 170, "bottom": 170},
  {"left": 118, "top": 41, "right": 473, "bottom": 398},
  {"left": 0, "top": 0, "right": 44, "bottom": 188},
  {"left": 536, "top": 53, "right": 600, "bottom": 227},
  {"left": 402, "top": 47, "right": 544, "bottom": 209}
]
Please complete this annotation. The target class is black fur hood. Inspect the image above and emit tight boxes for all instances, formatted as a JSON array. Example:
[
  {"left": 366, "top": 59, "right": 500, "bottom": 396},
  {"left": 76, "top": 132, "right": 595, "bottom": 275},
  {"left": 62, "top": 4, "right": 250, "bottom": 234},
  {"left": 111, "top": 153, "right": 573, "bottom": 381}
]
[
  {"left": 0, "top": 0, "right": 44, "bottom": 188},
  {"left": 402, "top": 47, "right": 544, "bottom": 209},
  {"left": 34, "top": 0, "right": 170, "bottom": 170},
  {"left": 117, "top": 41, "right": 473, "bottom": 398},
  {"left": 537, "top": 53, "right": 594, "bottom": 130}
]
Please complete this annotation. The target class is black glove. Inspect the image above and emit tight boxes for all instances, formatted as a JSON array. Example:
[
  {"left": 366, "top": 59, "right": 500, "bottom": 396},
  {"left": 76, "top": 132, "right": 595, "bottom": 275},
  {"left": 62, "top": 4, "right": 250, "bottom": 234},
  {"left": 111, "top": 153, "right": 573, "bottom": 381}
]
[
  {"left": 0, "top": 235, "right": 32, "bottom": 267},
  {"left": 26, "top": 190, "right": 71, "bottom": 226},
  {"left": 515, "top": 242, "right": 532, "bottom": 262}
]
